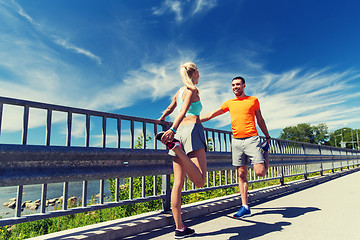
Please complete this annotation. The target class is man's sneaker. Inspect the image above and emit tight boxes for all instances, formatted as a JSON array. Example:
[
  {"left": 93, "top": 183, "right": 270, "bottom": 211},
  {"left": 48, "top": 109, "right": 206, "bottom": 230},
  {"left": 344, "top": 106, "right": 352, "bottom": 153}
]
[
  {"left": 175, "top": 226, "right": 195, "bottom": 239},
  {"left": 261, "top": 141, "right": 270, "bottom": 170},
  {"left": 261, "top": 141, "right": 269, "bottom": 152},
  {"left": 156, "top": 131, "right": 181, "bottom": 150},
  {"left": 233, "top": 206, "right": 251, "bottom": 219}
]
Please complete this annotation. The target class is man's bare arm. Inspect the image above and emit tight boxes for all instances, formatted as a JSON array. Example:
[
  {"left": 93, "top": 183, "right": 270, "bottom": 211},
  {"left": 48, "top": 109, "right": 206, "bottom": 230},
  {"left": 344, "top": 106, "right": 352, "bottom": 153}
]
[
  {"left": 255, "top": 109, "right": 270, "bottom": 142},
  {"left": 200, "top": 108, "right": 225, "bottom": 122}
]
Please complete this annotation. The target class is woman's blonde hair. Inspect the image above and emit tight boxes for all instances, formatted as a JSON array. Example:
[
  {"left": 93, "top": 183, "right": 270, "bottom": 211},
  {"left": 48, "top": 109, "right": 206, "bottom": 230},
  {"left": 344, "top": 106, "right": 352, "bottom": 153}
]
[{"left": 179, "top": 62, "right": 198, "bottom": 91}]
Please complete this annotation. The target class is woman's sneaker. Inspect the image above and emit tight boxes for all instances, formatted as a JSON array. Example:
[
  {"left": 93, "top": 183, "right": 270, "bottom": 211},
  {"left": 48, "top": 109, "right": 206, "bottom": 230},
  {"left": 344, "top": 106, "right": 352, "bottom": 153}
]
[
  {"left": 175, "top": 226, "right": 195, "bottom": 239},
  {"left": 166, "top": 141, "right": 181, "bottom": 151},
  {"left": 156, "top": 131, "right": 181, "bottom": 150}
]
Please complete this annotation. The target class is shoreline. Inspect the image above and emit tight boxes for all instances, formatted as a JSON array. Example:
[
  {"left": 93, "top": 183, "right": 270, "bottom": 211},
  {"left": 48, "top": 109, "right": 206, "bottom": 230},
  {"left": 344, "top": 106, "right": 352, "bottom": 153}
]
[{"left": 0, "top": 180, "right": 112, "bottom": 218}]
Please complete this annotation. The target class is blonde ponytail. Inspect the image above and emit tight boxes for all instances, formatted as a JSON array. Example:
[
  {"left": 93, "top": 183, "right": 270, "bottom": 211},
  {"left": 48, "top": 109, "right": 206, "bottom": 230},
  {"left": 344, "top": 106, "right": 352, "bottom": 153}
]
[{"left": 179, "top": 62, "right": 198, "bottom": 91}]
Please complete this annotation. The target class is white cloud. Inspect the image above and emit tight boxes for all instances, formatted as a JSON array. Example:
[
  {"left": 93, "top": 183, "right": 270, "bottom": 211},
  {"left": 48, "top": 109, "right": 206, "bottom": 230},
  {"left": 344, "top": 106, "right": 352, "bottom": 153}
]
[
  {"left": 153, "top": 0, "right": 182, "bottom": 22},
  {"left": 53, "top": 36, "right": 102, "bottom": 65},
  {"left": 194, "top": 0, "right": 218, "bottom": 14},
  {"left": 251, "top": 68, "right": 360, "bottom": 132},
  {"left": 153, "top": 0, "right": 218, "bottom": 23},
  {"left": 17, "top": 4, "right": 37, "bottom": 26},
  {"left": 86, "top": 51, "right": 198, "bottom": 111},
  {"left": 2, "top": 0, "right": 102, "bottom": 65}
]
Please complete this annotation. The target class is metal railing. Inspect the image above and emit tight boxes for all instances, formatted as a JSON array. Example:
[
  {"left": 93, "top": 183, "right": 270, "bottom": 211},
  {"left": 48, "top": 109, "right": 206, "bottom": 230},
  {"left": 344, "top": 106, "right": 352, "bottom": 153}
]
[{"left": 0, "top": 96, "right": 359, "bottom": 226}]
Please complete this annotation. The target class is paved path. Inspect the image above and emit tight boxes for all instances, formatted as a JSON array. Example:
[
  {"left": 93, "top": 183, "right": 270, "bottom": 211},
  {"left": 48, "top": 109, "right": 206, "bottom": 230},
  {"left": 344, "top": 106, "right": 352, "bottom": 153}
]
[{"left": 125, "top": 171, "right": 360, "bottom": 240}]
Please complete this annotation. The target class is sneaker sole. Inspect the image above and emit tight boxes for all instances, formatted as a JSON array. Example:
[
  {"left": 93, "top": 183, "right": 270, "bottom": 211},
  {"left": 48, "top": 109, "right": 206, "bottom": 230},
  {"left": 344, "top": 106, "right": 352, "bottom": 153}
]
[
  {"left": 233, "top": 213, "right": 252, "bottom": 219},
  {"left": 155, "top": 131, "right": 165, "bottom": 141},
  {"left": 175, "top": 233, "right": 195, "bottom": 239}
]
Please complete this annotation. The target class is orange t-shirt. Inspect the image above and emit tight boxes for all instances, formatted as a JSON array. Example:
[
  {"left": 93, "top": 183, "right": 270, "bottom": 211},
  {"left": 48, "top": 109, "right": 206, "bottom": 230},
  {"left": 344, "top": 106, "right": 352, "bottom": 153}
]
[{"left": 221, "top": 96, "right": 260, "bottom": 138}]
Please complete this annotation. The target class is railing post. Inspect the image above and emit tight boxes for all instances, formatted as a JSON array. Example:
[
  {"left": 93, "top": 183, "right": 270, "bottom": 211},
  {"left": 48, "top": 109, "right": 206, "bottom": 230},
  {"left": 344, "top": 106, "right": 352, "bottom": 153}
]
[
  {"left": 320, "top": 163, "right": 324, "bottom": 176},
  {"left": 161, "top": 174, "right": 171, "bottom": 212},
  {"left": 158, "top": 123, "right": 171, "bottom": 212},
  {"left": 85, "top": 114, "right": 90, "bottom": 147},
  {"left": 82, "top": 181, "right": 88, "bottom": 207},
  {"left": 304, "top": 164, "right": 308, "bottom": 180},
  {"left": 115, "top": 178, "right": 120, "bottom": 202},
  {"left": 301, "top": 143, "right": 306, "bottom": 155},
  {"left": 0, "top": 102, "right": 3, "bottom": 137},
  {"left": 319, "top": 146, "right": 324, "bottom": 176},
  {"left": 62, "top": 182, "right": 69, "bottom": 210},
  {"left": 15, "top": 186, "right": 23, "bottom": 218},
  {"left": 277, "top": 140, "right": 285, "bottom": 185},
  {"left": 22, "top": 105, "right": 29, "bottom": 145},
  {"left": 46, "top": 109, "right": 52, "bottom": 146},
  {"left": 153, "top": 176, "right": 157, "bottom": 196},
  {"left": 99, "top": 179, "right": 105, "bottom": 204},
  {"left": 340, "top": 161, "right": 343, "bottom": 171},
  {"left": 40, "top": 184, "right": 47, "bottom": 214},
  {"left": 129, "top": 177, "right": 133, "bottom": 200},
  {"left": 130, "top": 120, "right": 135, "bottom": 149},
  {"left": 280, "top": 166, "right": 285, "bottom": 185},
  {"left": 66, "top": 112, "right": 72, "bottom": 146}
]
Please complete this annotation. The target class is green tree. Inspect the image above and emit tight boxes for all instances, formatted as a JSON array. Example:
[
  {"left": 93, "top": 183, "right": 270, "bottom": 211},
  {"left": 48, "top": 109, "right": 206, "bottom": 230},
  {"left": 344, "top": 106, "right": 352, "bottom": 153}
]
[
  {"left": 279, "top": 123, "right": 329, "bottom": 144},
  {"left": 312, "top": 123, "right": 329, "bottom": 145},
  {"left": 329, "top": 127, "right": 359, "bottom": 149},
  {"left": 135, "top": 132, "right": 152, "bottom": 149}
]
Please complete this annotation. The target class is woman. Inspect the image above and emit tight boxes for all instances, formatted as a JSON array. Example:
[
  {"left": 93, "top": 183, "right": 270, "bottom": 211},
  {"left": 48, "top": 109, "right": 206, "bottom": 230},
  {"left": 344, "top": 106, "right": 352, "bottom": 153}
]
[{"left": 158, "top": 62, "right": 207, "bottom": 239}]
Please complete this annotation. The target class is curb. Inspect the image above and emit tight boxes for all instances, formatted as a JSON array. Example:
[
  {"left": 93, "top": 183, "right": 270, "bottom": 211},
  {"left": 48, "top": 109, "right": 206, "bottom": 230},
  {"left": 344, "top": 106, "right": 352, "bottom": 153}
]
[{"left": 27, "top": 168, "right": 360, "bottom": 240}]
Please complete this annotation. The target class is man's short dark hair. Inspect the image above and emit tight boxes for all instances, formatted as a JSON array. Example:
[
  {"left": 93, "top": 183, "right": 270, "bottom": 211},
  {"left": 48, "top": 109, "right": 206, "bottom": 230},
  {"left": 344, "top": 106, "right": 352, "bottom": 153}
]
[{"left": 232, "top": 76, "right": 245, "bottom": 84}]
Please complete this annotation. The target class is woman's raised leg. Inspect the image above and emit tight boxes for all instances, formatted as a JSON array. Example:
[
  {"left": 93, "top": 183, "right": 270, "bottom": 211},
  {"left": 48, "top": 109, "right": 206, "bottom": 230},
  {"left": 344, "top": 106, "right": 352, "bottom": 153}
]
[{"left": 171, "top": 147, "right": 206, "bottom": 188}]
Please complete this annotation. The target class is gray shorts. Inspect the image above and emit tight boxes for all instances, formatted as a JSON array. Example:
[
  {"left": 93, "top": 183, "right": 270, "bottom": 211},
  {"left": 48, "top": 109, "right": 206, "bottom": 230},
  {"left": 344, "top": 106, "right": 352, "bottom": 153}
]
[
  {"left": 168, "top": 123, "right": 207, "bottom": 156},
  {"left": 232, "top": 135, "right": 264, "bottom": 166}
]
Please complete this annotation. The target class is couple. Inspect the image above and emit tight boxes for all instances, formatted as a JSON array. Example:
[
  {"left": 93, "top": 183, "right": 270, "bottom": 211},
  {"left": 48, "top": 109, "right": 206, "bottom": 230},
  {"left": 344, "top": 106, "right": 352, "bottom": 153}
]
[{"left": 157, "top": 62, "right": 271, "bottom": 239}]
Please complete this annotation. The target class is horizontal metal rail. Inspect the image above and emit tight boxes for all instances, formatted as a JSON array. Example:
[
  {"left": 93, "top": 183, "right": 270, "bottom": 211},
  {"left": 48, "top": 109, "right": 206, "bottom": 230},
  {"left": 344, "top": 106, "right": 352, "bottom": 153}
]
[
  {"left": 0, "top": 144, "right": 234, "bottom": 187},
  {"left": 0, "top": 96, "right": 359, "bottom": 227},
  {"left": 0, "top": 144, "right": 358, "bottom": 187}
]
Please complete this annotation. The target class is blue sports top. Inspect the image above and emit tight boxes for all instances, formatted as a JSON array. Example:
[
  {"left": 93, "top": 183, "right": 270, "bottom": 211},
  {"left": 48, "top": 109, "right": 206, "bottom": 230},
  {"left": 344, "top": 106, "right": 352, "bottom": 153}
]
[{"left": 177, "top": 87, "right": 203, "bottom": 116}]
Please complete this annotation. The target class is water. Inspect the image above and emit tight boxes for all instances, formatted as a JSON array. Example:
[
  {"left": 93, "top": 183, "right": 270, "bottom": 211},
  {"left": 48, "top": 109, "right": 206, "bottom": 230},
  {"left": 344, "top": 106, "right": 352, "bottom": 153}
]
[{"left": 0, "top": 180, "right": 113, "bottom": 219}]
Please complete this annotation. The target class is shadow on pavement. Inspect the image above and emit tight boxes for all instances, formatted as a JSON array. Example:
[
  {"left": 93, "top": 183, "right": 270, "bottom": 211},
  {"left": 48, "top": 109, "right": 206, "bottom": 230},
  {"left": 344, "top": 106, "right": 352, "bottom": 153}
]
[
  {"left": 123, "top": 206, "right": 320, "bottom": 239},
  {"left": 194, "top": 206, "right": 320, "bottom": 239},
  {"left": 251, "top": 206, "right": 321, "bottom": 218},
  {"left": 196, "top": 219, "right": 291, "bottom": 240}
]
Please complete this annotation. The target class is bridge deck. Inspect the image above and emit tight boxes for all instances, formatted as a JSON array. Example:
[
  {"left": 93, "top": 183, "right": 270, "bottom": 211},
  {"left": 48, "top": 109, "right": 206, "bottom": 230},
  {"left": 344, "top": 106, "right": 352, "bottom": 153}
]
[{"left": 125, "top": 170, "right": 360, "bottom": 240}]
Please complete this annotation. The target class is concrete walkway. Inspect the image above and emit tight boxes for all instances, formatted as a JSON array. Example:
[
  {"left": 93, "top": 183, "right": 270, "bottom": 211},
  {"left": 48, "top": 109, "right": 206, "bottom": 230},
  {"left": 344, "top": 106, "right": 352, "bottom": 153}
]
[{"left": 124, "top": 170, "right": 360, "bottom": 240}]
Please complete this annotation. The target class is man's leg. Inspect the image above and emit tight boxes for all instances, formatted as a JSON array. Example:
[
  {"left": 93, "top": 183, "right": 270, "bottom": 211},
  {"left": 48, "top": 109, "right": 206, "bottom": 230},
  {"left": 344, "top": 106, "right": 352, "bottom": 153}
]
[
  {"left": 246, "top": 136, "right": 268, "bottom": 177},
  {"left": 233, "top": 166, "right": 252, "bottom": 218},
  {"left": 237, "top": 166, "right": 248, "bottom": 206},
  {"left": 253, "top": 163, "right": 267, "bottom": 177}
]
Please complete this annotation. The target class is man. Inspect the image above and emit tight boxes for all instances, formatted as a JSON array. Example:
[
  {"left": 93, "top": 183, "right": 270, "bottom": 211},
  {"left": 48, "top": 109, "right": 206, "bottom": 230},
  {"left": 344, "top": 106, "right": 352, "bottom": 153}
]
[{"left": 200, "top": 76, "right": 270, "bottom": 219}]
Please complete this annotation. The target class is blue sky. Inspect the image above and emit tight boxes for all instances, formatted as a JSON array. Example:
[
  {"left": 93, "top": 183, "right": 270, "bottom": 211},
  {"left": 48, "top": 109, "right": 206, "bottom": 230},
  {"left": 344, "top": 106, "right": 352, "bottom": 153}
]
[{"left": 1, "top": 0, "right": 360, "bottom": 141}]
